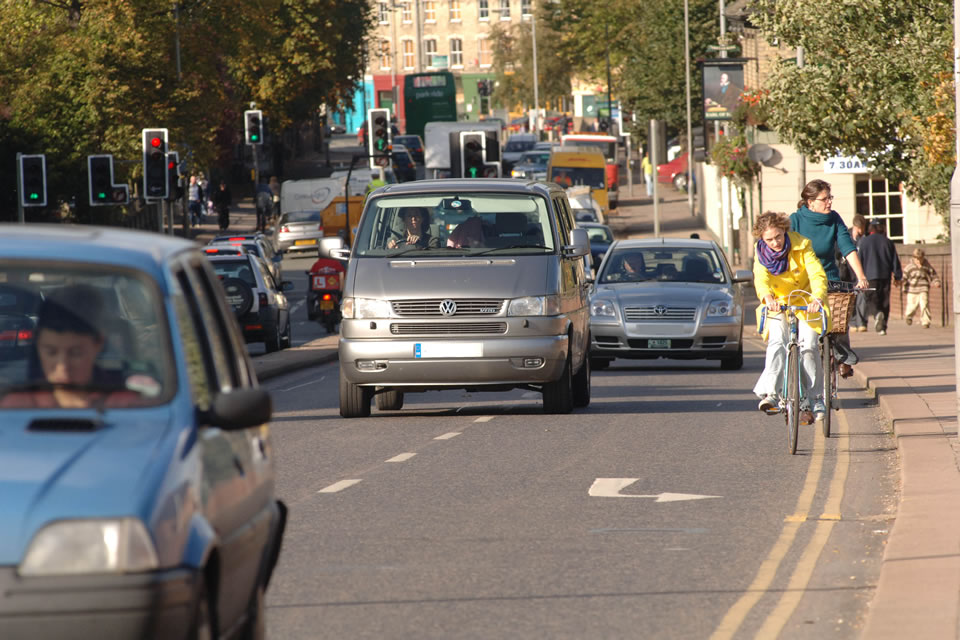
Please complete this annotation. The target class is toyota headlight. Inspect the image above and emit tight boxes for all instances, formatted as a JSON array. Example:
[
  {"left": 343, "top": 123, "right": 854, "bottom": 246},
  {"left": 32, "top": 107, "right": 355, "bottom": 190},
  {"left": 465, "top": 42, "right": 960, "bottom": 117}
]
[
  {"left": 341, "top": 297, "right": 392, "bottom": 319},
  {"left": 20, "top": 518, "right": 159, "bottom": 576},
  {"left": 507, "top": 295, "right": 560, "bottom": 316},
  {"left": 590, "top": 299, "right": 618, "bottom": 318},
  {"left": 707, "top": 299, "right": 735, "bottom": 317}
]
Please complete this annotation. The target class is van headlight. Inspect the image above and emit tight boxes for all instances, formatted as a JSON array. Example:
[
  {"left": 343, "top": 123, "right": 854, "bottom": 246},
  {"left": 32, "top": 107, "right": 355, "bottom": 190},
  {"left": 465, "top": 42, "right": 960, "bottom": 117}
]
[
  {"left": 707, "top": 299, "right": 735, "bottom": 317},
  {"left": 507, "top": 295, "right": 560, "bottom": 316},
  {"left": 20, "top": 518, "right": 159, "bottom": 576},
  {"left": 591, "top": 299, "right": 618, "bottom": 318},
  {"left": 341, "top": 297, "right": 392, "bottom": 319}
]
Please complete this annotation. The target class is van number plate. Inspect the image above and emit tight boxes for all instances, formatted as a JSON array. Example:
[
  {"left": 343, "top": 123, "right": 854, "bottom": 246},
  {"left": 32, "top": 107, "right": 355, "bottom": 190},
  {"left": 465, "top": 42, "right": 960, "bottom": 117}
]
[{"left": 414, "top": 342, "right": 483, "bottom": 358}]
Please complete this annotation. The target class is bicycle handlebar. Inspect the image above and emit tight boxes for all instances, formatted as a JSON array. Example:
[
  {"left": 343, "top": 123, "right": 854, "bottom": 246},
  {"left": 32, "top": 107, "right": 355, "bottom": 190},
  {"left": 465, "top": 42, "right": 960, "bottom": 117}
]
[{"left": 759, "top": 303, "right": 828, "bottom": 335}]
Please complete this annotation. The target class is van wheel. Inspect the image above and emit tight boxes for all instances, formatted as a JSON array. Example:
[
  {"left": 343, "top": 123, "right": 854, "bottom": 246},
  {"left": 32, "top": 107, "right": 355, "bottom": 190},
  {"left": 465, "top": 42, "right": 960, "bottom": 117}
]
[
  {"left": 339, "top": 365, "right": 371, "bottom": 418},
  {"left": 572, "top": 355, "right": 591, "bottom": 408},
  {"left": 376, "top": 389, "right": 404, "bottom": 411},
  {"left": 543, "top": 355, "right": 574, "bottom": 414}
]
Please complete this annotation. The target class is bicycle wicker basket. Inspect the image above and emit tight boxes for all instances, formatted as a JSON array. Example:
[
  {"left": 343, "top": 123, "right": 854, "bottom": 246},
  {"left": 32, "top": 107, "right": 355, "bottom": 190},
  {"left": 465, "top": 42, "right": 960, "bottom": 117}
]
[{"left": 827, "top": 292, "right": 855, "bottom": 334}]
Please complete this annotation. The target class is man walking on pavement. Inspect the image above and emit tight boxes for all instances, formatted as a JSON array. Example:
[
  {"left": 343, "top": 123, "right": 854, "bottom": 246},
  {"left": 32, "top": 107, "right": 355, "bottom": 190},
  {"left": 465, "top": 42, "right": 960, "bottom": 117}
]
[
  {"left": 858, "top": 218, "right": 902, "bottom": 335},
  {"left": 187, "top": 175, "right": 204, "bottom": 227}
]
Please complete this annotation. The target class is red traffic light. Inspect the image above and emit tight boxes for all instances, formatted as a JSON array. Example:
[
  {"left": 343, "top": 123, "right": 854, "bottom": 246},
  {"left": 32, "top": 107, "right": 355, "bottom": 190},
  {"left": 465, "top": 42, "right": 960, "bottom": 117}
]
[{"left": 150, "top": 137, "right": 163, "bottom": 148}]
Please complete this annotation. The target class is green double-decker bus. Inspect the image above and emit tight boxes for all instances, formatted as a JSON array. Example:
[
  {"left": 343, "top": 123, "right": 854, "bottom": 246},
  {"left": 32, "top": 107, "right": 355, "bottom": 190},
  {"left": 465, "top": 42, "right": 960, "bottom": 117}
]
[{"left": 404, "top": 72, "right": 458, "bottom": 140}]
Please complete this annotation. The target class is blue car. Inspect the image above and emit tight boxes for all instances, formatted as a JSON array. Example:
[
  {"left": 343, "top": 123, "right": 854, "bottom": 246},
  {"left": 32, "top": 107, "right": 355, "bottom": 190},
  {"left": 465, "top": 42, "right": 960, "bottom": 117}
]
[{"left": 0, "top": 225, "right": 285, "bottom": 639}]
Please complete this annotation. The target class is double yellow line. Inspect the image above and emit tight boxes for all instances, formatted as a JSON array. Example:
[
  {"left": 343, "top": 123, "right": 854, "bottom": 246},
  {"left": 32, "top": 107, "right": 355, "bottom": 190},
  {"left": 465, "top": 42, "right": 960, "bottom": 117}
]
[{"left": 710, "top": 406, "right": 852, "bottom": 639}]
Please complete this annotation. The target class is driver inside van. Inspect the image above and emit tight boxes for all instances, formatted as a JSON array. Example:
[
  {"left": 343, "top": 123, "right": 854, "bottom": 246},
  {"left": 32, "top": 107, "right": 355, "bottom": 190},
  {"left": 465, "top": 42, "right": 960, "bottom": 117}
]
[{"left": 387, "top": 207, "right": 440, "bottom": 249}]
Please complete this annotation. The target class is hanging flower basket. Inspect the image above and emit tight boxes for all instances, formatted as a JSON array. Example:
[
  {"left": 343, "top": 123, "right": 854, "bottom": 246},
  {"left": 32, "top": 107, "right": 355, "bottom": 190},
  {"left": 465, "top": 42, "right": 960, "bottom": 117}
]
[{"left": 709, "top": 133, "right": 760, "bottom": 187}]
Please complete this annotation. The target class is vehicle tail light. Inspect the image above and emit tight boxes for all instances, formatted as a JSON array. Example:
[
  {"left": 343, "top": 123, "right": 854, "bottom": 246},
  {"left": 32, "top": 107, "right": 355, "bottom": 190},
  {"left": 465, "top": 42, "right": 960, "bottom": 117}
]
[
  {"left": 17, "top": 329, "right": 32, "bottom": 342},
  {"left": 259, "top": 293, "right": 268, "bottom": 308},
  {"left": 322, "top": 293, "right": 332, "bottom": 301},
  {"left": 317, "top": 224, "right": 324, "bottom": 232},
  {"left": 281, "top": 226, "right": 290, "bottom": 233},
  {"left": 228, "top": 237, "right": 245, "bottom": 241},
  {"left": 245, "top": 324, "right": 263, "bottom": 331}
]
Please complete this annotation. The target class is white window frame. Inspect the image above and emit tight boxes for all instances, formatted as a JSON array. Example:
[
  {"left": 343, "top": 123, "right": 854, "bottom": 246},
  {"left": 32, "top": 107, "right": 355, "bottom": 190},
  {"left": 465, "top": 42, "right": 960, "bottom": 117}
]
[
  {"left": 521, "top": 0, "right": 532, "bottom": 18},
  {"left": 855, "top": 176, "right": 906, "bottom": 242},
  {"left": 450, "top": 38, "right": 463, "bottom": 68},
  {"left": 450, "top": 0, "right": 461, "bottom": 22},
  {"left": 378, "top": 1, "right": 389, "bottom": 24},
  {"left": 401, "top": 1, "right": 412, "bottom": 23},
  {"left": 379, "top": 39, "right": 392, "bottom": 71},
  {"left": 423, "top": 1, "right": 436, "bottom": 23},
  {"left": 479, "top": 0, "right": 489, "bottom": 21},
  {"left": 424, "top": 39, "right": 437, "bottom": 69},
  {"left": 499, "top": 0, "right": 511, "bottom": 20},
  {"left": 402, "top": 39, "right": 415, "bottom": 70},
  {"left": 478, "top": 37, "right": 492, "bottom": 68}
]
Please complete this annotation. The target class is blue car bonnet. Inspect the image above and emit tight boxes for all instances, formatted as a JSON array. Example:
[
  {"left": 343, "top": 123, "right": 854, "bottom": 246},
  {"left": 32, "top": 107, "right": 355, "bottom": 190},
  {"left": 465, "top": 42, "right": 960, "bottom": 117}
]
[{"left": 0, "top": 407, "right": 176, "bottom": 564}]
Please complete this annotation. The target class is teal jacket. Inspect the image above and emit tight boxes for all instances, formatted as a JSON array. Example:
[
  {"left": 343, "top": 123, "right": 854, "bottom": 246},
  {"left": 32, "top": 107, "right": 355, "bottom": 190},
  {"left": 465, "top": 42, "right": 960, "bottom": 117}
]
[{"left": 789, "top": 205, "right": 857, "bottom": 282}]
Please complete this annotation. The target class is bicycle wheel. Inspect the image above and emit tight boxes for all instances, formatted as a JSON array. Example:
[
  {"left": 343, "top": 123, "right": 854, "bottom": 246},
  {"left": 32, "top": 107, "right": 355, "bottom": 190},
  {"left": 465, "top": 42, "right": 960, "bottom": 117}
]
[
  {"left": 785, "top": 343, "right": 800, "bottom": 455},
  {"left": 821, "top": 333, "right": 833, "bottom": 438}
]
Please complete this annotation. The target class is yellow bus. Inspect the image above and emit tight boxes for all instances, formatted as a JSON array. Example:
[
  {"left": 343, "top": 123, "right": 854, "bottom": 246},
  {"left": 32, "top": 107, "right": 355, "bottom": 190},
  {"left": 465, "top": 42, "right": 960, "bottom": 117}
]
[{"left": 547, "top": 149, "right": 609, "bottom": 215}]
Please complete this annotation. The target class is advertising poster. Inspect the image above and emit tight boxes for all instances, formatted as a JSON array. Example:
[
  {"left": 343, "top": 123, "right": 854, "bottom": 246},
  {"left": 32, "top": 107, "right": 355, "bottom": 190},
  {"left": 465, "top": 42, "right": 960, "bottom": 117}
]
[{"left": 702, "top": 60, "right": 746, "bottom": 121}]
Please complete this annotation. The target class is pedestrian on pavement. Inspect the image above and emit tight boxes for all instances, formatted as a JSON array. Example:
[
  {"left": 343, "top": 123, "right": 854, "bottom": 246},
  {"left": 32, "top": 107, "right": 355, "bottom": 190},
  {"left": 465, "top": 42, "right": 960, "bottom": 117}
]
[
  {"left": 903, "top": 247, "right": 940, "bottom": 328},
  {"left": 187, "top": 175, "right": 204, "bottom": 227},
  {"left": 790, "top": 179, "right": 868, "bottom": 377},
  {"left": 197, "top": 172, "right": 209, "bottom": 218},
  {"left": 641, "top": 152, "right": 653, "bottom": 197},
  {"left": 752, "top": 211, "right": 828, "bottom": 424},
  {"left": 269, "top": 176, "right": 281, "bottom": 219},
  {"left": 848, "top": 214, "right": 869, "bottom": 331},
  {"left": 858, "top": 218, "right": 902, "bottom": 335},
  {"left": 212, "top": 180, "right": 232, "bottom": 231},
  {"left": 255, "top": 181, "right": 273, "bottom": 232}
]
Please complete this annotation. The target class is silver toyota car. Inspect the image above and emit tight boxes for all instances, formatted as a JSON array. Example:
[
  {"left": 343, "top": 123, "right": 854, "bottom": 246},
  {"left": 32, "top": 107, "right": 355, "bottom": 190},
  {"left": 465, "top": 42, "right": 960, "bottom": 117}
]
[
  {"left": 334, "top": 179, "right": 592, "bottom": 417},
  {"left": 589, "top": 238, "right": 752, "bottom": 370}
]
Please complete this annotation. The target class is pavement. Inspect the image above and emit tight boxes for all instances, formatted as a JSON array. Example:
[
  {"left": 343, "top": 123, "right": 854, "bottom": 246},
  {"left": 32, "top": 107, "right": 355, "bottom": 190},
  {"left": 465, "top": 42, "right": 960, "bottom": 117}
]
[{"left": 231, "top": 178, "right": 958, "bottom": 638}]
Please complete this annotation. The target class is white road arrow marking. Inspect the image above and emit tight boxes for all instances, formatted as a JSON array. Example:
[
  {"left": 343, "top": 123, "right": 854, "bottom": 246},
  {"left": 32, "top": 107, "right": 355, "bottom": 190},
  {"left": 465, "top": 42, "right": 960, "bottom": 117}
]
[{"left": 588, "top": 478, "right": 722, "bottom": 502}]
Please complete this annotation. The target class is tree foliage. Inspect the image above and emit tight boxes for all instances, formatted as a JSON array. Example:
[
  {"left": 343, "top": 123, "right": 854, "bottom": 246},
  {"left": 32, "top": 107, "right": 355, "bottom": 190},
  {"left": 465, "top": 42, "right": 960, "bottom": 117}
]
[
  {"left": 751, "top": 0, "right": 954, "bottom": 216},
  {"left": 0, "top": 0, "right": 372, "bottom": 220}
]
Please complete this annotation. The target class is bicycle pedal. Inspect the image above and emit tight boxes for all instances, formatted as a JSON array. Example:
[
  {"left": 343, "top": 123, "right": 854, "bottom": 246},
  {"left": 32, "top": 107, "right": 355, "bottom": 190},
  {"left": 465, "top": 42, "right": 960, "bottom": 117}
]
[{"left": 763, "top": 408, "right": 780, "bottom": 416}]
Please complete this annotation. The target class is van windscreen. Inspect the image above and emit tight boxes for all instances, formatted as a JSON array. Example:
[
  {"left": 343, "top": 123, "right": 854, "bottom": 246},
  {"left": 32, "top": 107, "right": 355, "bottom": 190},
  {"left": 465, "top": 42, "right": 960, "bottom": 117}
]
[{"left": 354, "top": 194, "right": 556, "bottom": 256}]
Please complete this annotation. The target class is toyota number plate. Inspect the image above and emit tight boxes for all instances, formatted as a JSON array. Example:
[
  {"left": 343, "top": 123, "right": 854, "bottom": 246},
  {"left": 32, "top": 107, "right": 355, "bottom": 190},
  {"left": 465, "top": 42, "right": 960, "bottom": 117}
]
[{"left": 648, "top": 339, "right": 671, "bottom": 349}]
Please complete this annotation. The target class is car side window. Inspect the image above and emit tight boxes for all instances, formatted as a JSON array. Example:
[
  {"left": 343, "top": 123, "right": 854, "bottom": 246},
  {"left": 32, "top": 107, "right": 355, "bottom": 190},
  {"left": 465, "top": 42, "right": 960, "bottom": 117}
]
[
  {"left": 179, "top": 261, "right": 240, "bottom": 392},
  {"left": 171, "top": 270, "right": 215, "bottom": 411}
]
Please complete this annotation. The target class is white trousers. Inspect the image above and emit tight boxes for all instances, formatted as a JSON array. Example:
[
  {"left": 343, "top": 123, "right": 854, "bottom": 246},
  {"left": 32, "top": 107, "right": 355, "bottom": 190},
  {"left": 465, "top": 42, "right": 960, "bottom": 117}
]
[{"left": 753, "top": 315, "right": 822, "bottom": 402}]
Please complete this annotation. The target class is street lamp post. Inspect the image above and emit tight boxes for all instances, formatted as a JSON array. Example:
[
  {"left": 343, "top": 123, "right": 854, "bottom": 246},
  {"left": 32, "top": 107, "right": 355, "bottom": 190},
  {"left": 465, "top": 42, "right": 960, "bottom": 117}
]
[
  {"left": 531, "top": 3, "right": 540, "bottom": 135},
  {"left": 684, "top": 0, "right": 695, "bottom": 217}
]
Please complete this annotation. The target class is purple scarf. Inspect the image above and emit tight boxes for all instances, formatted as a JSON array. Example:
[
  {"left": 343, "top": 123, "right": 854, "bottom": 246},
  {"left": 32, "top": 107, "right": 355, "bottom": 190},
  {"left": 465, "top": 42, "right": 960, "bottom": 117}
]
[{"left": 756, "top": 233, "right": 791, "bottom": 275}]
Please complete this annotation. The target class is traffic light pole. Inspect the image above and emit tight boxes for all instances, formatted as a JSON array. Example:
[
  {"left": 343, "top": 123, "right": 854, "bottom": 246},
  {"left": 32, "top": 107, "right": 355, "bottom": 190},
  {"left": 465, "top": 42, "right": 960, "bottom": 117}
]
[
  {"left": 251, "top": 144, "right": 260, "bottom": 195},
  {"left": 16, "top": 152, "right": 24, "bottom": 224}
]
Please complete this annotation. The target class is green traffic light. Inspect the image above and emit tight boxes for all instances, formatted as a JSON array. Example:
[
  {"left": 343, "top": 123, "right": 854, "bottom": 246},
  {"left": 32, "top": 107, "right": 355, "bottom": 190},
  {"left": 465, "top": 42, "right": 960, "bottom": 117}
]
[
  {"left": 468, "top": 167, "right": 478, "bottom": 178},
  {"left": 251, "top": 134, "right": 259, "bottom": 141},
  {"left": 29, "top": 193, "right": 39, "bottom": 200},
  {"left": 98, "top": 192, "right": 107, "bottom": 199}
]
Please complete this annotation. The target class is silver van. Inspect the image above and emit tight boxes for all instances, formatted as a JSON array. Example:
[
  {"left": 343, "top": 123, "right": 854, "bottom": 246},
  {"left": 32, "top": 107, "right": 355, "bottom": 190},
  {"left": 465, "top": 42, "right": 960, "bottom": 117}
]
[{"left": 333, "top": 179, "right": 592, "bottom": 417}]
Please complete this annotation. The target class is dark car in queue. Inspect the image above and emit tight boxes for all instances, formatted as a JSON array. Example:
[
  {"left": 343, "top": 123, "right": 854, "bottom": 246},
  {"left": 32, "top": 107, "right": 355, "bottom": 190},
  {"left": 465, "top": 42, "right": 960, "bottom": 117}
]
[
  {"left": 205, "top": 248, "right": 294, "bottom": 353},
  {"left": 589, "top": 238, "right": 751, "bottom": 371},
  {"left": 393, "top": 134, "right": 425, "bottom": 164},
  {"left": 0, "top": 224, "right": 285, "bottom": 640},
  {"left": 391, "top": 144, "right": 418, "bottom": 183},
  {"left": 578, "top": 222, "right": 614, "bottom": 271},
  {"left": 510, "top": 150, "right": 550, "bottom": 181},
  {"left": 208, "top": 233, "right": 283, "bottom": 281}
]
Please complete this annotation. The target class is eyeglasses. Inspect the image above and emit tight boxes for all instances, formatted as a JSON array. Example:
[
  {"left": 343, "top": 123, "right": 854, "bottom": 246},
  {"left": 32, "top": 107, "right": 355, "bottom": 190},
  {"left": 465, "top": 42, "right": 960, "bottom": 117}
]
[{"left": 814, "top": 196, "right": 835, "bottom": 203}]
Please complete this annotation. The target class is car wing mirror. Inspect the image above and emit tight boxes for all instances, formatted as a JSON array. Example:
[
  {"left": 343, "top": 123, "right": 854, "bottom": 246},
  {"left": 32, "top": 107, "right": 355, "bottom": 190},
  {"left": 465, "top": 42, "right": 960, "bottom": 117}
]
[
  {"left": 562, "top": 228, "right": 590, "bottom": 258},
  {"left": 733, "top": 269, "right": 753, "bottom": 283},
  {"left": 201, "top": 388, "right": 272, "bottom": 430},
  {"left": 281, "top": 280, "right": 295, "bottom": 291}
]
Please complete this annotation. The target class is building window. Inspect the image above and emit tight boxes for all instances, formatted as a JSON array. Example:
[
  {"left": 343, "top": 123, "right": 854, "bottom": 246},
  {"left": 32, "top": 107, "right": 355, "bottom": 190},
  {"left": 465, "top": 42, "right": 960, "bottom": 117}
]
[
  {"left": 479, "top": 0, "right": 489, "bottom": 21},
  {"left": 424, "top": 39, "right": 437, "bottom": 68},
  {"left": 521, "top": 0, "right": 532, "bottom": 17},
  {"left": 855, "top": 176, "right": 905, "bottom": 242},
  {"left": 499, "top": 0, "right": 510, "bottom": 20},
  {"left": 401, "top": 2, "right": 412, "bottom": 23},
  {"left": 478, "top": 38, "right": 492, "bottom": 67},
  {"left": 450, "top": 38, "right": 463, "bottom": 67},
  {"left": 378, "top": 1, "right": 389, "bottom": 24},
  {"left": 450, "top": 0, "right": 461, "bottom": 21},
  {"left": 379, "top": 39, "right": 391, "bottom": 70},
  {"left": 423, "top": 1, "right": 436, "bottom": 22},
  {"left": 402, "top": 40, "right": 415, "bottom": 69}
]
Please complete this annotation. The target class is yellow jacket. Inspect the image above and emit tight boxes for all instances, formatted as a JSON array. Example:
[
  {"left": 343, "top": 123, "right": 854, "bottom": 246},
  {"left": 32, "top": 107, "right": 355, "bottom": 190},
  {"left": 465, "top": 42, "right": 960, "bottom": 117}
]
[{"left": 754, "top": 231, "right": 830, "bottom": 337}]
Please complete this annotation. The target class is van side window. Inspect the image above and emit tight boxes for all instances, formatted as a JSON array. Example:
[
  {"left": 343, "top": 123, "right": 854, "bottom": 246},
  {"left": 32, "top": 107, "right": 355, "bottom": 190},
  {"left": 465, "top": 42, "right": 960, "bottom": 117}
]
[{"left": 553, "top": 197, "right": 573, "bottom": 245}]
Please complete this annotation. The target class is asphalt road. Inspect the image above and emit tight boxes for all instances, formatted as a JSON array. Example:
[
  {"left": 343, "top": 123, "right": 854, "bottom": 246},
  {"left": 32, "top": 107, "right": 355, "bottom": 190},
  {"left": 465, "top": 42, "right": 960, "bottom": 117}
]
[{"left": 260, "top": 340, "right": 897, "bottom": 639}]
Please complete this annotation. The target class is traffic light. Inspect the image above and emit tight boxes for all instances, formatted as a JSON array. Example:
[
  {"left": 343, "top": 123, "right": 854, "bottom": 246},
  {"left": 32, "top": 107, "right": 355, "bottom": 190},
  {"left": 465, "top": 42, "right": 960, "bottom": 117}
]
[
  {"left": 244, "top": 109, "right": 263, "bottom": 145},
  {"left": 367, "top": 108, "right": 391, "bottom": 168},
  {"left": 166, "top": 151, "right": 182, "bottom": 201},
  {"left": 88, "top": 155, "right": 130, "bottom": 207},
  {"left": 142, "top": 128, "right": 168, "bottom": 200},
  {"left": 482, "top": 130, "right": 501, "bottom": 177},
  {"left": 19, "top": 154, "right": 47, "bottom": 207},
  {"left": 460, "top": 132, "right": 484, "bottom": 178}
]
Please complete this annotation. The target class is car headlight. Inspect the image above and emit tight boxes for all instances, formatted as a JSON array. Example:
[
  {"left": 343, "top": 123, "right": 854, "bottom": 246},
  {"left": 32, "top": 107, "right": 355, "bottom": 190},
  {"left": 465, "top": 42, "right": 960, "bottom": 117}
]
[
  {"left": 590, "top": 299, "right": 618, "bottom": 318},
  {"left": 707, "top": 299, "right": 735, "bottom": 317},
  {"left": 341, "top": 297, "right": 392, "bottom": 319},
  {"left": 20, "top": 518, "right": 158, "bottom": 576},
  {"left": 507, "top": 295, "right": 560, "bottom": 316}
]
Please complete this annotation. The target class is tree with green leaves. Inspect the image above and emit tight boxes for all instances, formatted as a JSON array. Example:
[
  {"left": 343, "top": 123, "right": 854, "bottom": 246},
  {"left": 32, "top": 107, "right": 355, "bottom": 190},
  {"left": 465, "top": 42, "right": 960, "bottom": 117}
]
[{"left": 750, "top": 0, "right": 954, "bottom": 217}]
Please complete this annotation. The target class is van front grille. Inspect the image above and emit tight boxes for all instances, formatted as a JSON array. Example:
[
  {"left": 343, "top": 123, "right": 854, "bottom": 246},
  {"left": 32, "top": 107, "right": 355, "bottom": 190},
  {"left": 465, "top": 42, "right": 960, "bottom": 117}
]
[
  {"left": 391, "top": 299, "right": 504, "bottom": 317},
  {"left": 390, "top": 322, "right": 507, "bottom": 335}
]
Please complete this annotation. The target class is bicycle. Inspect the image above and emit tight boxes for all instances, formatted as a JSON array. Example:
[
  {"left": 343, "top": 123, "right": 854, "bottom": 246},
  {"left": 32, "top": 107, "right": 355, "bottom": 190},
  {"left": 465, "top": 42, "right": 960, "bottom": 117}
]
[
  {"left": 760, "top": 294, "right": 828, "bottom": 455},
  {"left": 820, "top": 281, "right": 871, "bottom": 438}
]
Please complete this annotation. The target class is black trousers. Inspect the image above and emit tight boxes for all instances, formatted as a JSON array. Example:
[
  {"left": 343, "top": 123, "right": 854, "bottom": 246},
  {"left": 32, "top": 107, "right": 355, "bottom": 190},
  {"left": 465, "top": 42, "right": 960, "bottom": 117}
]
[{"left": 866, "top": 278, "right": 892, "bottom": 329}]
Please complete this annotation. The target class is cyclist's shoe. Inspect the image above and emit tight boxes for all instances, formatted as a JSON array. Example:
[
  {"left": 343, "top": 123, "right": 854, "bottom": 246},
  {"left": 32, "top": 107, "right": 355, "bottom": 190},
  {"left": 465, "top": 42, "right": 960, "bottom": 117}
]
[
  {"left": 800, "top": 410, "right": 815, "bottom": 425},
  {"left": 813, "top": 399, "right": 827, "bottom": 422},
  {"left": 758, "top": 394, "right": 779, "bottom": 414}
]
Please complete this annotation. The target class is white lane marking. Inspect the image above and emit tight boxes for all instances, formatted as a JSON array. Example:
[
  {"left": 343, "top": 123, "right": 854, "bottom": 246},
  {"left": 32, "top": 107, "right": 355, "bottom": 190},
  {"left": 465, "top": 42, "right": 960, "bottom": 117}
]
[
  {"left": 588, "top": 478, "right": 722, "bottom": 502},
  {"left": 279, "top": 376, "right": 325, "bottom": 392},
  {"left": 318, "top": 479, "right": 362, "bottom": 493},
  {"left": 290, "top": 299, "right": 306, "bottom": 315},
  {"left": 435, "top": 432, "right": 461, "bottom": 440},
  {"left": 474, "top": 416, "right": 494, "bottom": 423},
  {"left": 386, "top": 453, "right": 417, "bottom": 462}
]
